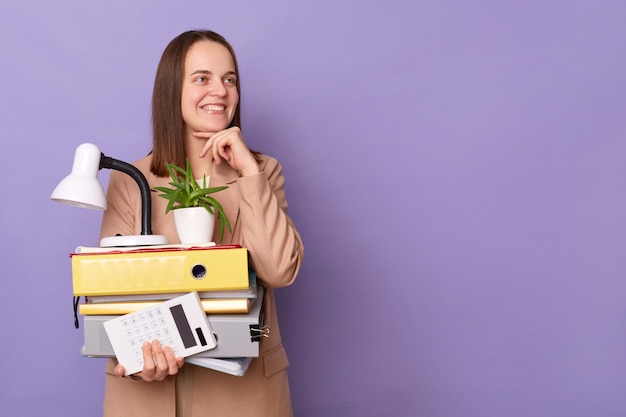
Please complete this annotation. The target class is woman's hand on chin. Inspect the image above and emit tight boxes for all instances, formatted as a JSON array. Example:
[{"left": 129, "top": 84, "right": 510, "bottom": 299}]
[{"left": 195, "top": 127, "right": 260, "bottom": 176}]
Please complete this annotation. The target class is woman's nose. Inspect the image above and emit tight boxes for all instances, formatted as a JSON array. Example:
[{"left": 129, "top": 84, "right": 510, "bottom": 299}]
[{"left": 208, "top": 81, "right": 227, "bottom": 97}]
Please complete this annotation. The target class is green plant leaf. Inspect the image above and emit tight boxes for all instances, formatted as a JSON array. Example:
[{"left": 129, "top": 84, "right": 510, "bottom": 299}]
[{"left": 154, "top": 158, "right": 231, "bottom": 240}]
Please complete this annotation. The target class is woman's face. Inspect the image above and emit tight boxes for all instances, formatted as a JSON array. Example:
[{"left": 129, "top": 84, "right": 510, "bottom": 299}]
[{"left": 181, "top": 40, "right": 239, "bottom": 137}]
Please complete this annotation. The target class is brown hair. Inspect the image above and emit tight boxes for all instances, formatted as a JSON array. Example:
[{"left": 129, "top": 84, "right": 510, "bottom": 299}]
[{"left": 150, "top": 30, "right": 242, "bottom": 177}]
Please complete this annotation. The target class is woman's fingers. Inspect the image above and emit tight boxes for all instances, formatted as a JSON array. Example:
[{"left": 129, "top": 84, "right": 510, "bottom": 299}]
[{"left": 131, "top": 340, "right": 180, "bottom": 382}]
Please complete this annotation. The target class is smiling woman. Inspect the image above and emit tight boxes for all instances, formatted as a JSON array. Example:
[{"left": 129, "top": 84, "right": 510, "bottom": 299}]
[
  {"left": 98, "top": 29, "right": 304, "bottom": 417},
  {"left": 150, "top": 31, "right": 243, "bottom": 179}
]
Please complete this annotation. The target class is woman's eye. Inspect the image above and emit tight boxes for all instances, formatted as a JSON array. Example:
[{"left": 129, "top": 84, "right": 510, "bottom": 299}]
[
  {"left": 196, "top": 76, "right": 207, "bottom": 83},
  {"left": 224, "top": 77, "right": 236, "bottom": 85}
]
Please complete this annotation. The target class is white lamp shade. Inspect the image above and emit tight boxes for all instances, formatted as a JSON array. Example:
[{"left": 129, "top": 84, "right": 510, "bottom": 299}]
[{"left": 50, "top": 143, "right": 107, "bottom": 210}]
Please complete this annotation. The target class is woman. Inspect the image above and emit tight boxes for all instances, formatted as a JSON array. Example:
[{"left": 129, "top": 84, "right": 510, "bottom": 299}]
[{"left": 99, "top": 30, "right": 303, "bottom": 417}]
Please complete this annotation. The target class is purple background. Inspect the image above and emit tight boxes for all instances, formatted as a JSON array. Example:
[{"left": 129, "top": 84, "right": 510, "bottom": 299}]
[{"left": 2, "top": 1, "right": 626, "bottom": 416}]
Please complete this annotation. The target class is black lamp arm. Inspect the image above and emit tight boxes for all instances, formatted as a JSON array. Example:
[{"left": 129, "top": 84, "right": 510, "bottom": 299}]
[{"left": 99, "top": 154, "right": 153, "bottom": 236}]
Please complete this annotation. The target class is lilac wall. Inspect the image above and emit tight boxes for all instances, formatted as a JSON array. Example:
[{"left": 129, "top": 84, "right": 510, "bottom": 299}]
[{"left": 2, "top": 1, "right": 626, "bottom": 416}]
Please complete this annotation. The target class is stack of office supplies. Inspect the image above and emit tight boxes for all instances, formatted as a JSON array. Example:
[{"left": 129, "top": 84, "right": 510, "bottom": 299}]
[{"left": 70, "top": 243, "right": 266, "bottom": 376}]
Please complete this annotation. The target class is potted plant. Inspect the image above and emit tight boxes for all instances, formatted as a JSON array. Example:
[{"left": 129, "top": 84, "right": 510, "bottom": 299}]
[{"left": 153, "top": 159, "right": 231, "bottom": 243}]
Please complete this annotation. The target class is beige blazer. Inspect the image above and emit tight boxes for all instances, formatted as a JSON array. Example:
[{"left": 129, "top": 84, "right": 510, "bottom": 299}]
[{"left": 99, "top": 153, "right": 303, "bottom": 417}]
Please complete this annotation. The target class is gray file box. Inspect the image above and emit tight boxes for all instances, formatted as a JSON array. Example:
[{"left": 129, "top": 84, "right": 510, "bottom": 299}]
[{"left": 81, "top": 287, "right": 265, "bottom": 359}]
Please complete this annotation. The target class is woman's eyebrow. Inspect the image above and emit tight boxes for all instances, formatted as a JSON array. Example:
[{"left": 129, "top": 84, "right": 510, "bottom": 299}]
[
  {"left": 189, "top": 69, "right": 212, "bottom": 77},
  {"left": 189, "top": 70, "right": 237, "bottom": 77}
]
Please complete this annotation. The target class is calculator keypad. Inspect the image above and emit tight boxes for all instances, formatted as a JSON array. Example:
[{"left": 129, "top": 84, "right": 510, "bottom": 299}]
[{"left": 119, "top": 306, "right": 179, "bottom": 368}]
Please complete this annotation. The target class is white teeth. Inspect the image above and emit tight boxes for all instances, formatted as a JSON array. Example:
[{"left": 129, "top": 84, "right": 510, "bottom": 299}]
[{"left": 204, "top": 105, "right": 225, "bottom": 111}]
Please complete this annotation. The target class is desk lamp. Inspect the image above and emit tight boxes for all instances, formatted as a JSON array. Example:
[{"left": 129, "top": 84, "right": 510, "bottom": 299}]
[{"left": 51, "top": 143, "right": 168, "bottom": 247}]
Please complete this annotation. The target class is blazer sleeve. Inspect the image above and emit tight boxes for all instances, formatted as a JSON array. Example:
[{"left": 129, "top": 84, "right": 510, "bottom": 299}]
[{"left": 237, "top": 157, "right": 304, "bottom": 289}]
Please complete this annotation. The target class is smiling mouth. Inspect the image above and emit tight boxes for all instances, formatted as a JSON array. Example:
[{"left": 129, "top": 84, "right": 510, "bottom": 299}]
[{"left": 202, "top": 104, "right": 226, "bottom": 112}]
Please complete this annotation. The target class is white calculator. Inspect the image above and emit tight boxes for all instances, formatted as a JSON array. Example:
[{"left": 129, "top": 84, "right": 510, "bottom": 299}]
[{"left": 103, "top": 292, "right": 217, "bottom": 375}]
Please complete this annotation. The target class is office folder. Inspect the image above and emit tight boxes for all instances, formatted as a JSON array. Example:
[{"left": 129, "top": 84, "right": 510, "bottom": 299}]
[
  {"left": 80, "top": 270, "right": 258, "bottom": 314},
  {"left": 186, "top": 357, "right": 253, "bottom": 377},
  {"left": 71, "top": 245, "right": 249, "bottom": 296},
  {"left": 81, "top": 287, "right": 265, "bottom": 359},
  {"left": 86, "top": 270, "right": 258, "bottom": 303},
  {"left": 79, "top": 297, "right": 254, "bottom": 315}
]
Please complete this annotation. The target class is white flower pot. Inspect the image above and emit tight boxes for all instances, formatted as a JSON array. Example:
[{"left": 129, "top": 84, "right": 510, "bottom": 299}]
[{"left": 173, "top": 207, "right": 215, "bottom": 244}]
